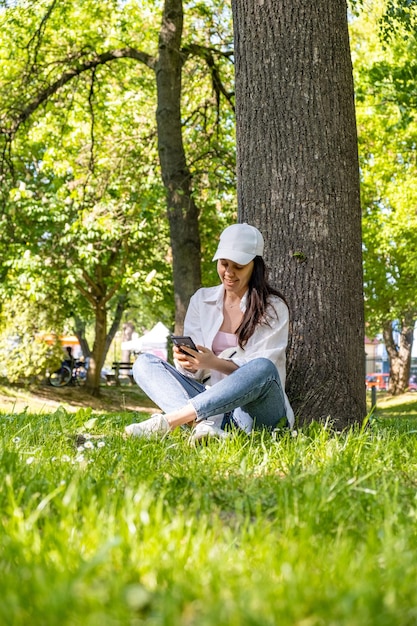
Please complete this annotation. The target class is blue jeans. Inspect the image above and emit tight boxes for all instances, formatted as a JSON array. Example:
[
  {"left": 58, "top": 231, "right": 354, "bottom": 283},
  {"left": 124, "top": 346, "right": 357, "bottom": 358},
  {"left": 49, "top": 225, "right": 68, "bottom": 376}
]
[{"left": 132, "top": 353, "right": 287, "bottom": 431}]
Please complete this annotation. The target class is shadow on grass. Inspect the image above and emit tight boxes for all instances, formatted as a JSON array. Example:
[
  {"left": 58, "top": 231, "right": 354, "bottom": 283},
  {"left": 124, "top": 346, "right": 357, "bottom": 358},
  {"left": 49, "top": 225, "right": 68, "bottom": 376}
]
[{"left": 0, "top": 381, "right": 156, "bottom": 414}]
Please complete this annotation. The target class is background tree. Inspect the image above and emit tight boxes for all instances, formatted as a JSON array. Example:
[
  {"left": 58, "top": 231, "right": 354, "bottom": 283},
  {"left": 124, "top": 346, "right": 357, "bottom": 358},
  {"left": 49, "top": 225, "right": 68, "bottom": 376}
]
[
  {"left": 0, "top": 0, "right": 236, "bottom": 391},
  {"left": 0, "top": 13, "right": 171, "bottom": 393},
  {"left": 0, "top": 0, "right": 235, "bottom": 320},
  {"left": 351, "top": 0, "right": 417, "bottom": 394},
  {"left": 231, "top": 0, "right": 366, "bottom": 427}
]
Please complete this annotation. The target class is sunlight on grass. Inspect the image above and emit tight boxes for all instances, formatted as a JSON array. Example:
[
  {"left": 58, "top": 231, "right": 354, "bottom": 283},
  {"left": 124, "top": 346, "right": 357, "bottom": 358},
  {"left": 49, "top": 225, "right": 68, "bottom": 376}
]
[
  {"left": 370, "top": 391, "right": 417, "bottom": 424},
  {"left": 375, "top": 392, "right": 417, "bottom": 410},
  {"left": 1, "top": 403, "right": 417, "bottom": 624}
]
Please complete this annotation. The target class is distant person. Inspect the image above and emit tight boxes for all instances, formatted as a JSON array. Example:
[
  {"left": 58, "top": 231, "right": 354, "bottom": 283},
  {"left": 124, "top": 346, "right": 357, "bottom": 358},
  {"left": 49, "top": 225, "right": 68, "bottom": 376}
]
[
  {"left": 64, "top": 346, "right": 75, "bottom": 370},
  {"left": 126, "top": 223, "right": 294, "bottom": 442}
]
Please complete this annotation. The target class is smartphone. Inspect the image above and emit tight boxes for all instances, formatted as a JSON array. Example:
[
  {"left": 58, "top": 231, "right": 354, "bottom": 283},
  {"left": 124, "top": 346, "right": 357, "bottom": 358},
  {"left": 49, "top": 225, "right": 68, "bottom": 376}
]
[{"left": 171, "top": 335, "right": 198, "bottom": 354}]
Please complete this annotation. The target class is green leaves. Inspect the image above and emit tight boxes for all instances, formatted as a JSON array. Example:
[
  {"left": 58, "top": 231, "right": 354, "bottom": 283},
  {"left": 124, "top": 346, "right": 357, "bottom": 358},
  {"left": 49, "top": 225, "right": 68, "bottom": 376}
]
[
  {"left": 351, "top": 3, "right": 417, "bottom": 333},
  {"left": 0, "top": 0, "right": 237, "bottom": 384},
  {"left": 380, "top": 0, "right": 417, "bottom": 40}
]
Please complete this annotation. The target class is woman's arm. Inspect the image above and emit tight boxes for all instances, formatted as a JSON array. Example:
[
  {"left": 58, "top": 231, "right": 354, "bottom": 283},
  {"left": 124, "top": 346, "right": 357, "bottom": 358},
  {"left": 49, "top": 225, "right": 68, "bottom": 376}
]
[{"left": 178, "top": 345, "right": 239, "bottom": 376}]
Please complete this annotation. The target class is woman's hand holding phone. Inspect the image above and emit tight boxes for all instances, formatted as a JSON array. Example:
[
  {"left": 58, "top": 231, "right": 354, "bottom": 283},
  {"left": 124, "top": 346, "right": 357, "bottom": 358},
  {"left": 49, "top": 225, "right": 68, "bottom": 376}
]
[
  {"left": 171, "top": 335, "right": 199, "bottom": 371},
  {"left": 171, "top": 335, "right": 217, "bottom": 372},
  {"left": 171, "top": 336, "right": 198, "bottom": 354}
]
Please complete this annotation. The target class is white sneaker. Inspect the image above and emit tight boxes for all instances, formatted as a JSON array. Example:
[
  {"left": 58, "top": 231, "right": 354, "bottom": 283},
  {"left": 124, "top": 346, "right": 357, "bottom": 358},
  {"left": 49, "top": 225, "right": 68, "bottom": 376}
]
[
  {"left": 190, "top": 419, "right": 231, "bottom": 444},
  {"left": 124, "top": 414, "right": 170, "bottom": 438}
]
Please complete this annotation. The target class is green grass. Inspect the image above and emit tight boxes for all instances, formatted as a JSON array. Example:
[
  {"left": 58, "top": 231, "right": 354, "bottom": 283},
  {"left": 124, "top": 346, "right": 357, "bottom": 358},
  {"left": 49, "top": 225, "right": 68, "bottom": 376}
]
[{"left": 2, "top": 400, "right": 417, "bottom": 625}]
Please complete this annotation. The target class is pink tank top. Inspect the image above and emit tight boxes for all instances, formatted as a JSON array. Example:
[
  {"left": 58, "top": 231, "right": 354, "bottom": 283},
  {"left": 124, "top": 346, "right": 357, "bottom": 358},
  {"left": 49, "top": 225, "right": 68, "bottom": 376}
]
[{"left": 212, "top": 331, "right": 238, "bottom": 356}]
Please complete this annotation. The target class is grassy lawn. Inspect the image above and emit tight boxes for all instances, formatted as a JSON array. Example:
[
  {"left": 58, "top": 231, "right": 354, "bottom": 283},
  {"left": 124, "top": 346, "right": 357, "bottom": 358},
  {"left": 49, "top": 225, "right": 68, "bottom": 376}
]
[{"left": 1, "top": 391, "right": 417, "bottom": 624}]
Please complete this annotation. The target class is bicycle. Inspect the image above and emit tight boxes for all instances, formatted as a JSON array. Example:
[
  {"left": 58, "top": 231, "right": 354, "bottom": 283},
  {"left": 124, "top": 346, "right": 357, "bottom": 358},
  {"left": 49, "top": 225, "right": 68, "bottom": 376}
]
[{"left": 49, "top": 358, "right": 87, "bottom": 387}]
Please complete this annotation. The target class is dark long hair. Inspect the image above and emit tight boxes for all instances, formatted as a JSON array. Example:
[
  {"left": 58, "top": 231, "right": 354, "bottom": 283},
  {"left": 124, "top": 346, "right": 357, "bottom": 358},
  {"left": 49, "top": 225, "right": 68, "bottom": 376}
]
[{"left": 236, "top": 256, "right": 287, "bottom": 348}]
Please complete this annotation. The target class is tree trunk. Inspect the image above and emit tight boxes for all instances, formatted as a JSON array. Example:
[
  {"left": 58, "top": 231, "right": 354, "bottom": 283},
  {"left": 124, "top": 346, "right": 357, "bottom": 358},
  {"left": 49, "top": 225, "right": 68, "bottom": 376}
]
[
  {"left": 85, "top": 303, "right": 107, "bottom": 396},
  {"left": 383, "top": 316, "right": 415, "bottom": 395},
  {"left": 74, "top": 316, "right": 90, "bottom": 362},
  {"left": 231, "top": 0, "right": 366, "bottom": 427},
  {"left": 121, "top": 321, "right": 135, "bottom": 363},
  {"left": 78, "top": 292, "right": 127, "bottom": 396},
  {"left": 155, "top": 0, "right": 201, "bottom": 332}
]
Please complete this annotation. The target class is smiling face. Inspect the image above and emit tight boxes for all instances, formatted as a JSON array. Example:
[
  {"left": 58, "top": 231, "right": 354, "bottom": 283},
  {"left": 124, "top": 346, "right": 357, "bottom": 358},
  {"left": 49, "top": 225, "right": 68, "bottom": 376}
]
[{"left": 217, "top": 258, "right": 254, "bottom": 298}]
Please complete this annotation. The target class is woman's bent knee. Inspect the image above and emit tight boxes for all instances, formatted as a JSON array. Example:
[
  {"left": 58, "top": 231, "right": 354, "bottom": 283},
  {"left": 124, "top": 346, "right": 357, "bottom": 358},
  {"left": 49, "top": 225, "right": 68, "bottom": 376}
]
[
  {"left": 244, "top": 357, "right": 278, "bottom": 378},
  {"left": 132, "top": 352, "right": 160, "bottom": 384}
]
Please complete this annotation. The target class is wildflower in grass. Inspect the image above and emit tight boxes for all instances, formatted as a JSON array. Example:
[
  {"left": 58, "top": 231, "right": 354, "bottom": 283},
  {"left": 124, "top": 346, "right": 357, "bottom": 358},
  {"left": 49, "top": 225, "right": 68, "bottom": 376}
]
[
  {"left": 84, "top": 441, "right": 94, "bottom": 449},
  {"left": 26, "top": 456, "right": 35, "bottom": 465},
  {"left": 12, "top": 436, "right": 21, "bottom": 443},
  {"left": 97, "top": 441, "right": 105, "bottom": 448},
  {"left": 75, "top": 454, "right": 85, "bottom": 463},
  {"left": 61, "top": 455, "right": 71, "bottom": 462},
  {"left": 77, "top": 445, "right": 85, "bottom": 452},
  {"left": 125, "top": 584, "right": 152, "bottom": 611}
]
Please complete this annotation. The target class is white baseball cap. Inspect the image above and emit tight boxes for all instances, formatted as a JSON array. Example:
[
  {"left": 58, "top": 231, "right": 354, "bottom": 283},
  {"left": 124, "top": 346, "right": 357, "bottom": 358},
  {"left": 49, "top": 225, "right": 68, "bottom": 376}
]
[{"left": 212, "top": 223, "right": 264, "bottom": 265}]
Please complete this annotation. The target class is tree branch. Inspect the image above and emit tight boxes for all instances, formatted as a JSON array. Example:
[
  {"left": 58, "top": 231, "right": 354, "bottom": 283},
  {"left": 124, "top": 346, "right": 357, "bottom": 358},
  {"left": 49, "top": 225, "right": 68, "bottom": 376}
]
[
  {"left": 87, "top": 67, "right": 97, "bottom": 174},
  {"left": 5, "top": 47, "right": 157, "bottom": 137},
  {"left": 26, "top": 0, "right": 59, "bottom": 72},
  {"left": 182, "top": 43, "right": 235, "bottom": 112},
  {"left": 105, "top": 293, "right": 128, "bottom": 355}
]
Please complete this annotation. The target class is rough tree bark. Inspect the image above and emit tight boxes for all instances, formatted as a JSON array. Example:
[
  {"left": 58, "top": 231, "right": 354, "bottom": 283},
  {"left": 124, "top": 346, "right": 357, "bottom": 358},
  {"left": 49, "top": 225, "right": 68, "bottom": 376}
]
[{"left": 231, "top": 0, "right": 366, "bottom": 427}]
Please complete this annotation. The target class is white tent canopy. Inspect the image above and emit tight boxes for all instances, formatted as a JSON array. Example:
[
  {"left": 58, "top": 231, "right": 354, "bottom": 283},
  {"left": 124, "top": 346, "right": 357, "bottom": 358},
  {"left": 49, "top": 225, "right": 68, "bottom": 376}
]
[{"left": 121, "top": 322, "right": 170, "bottom": 361}]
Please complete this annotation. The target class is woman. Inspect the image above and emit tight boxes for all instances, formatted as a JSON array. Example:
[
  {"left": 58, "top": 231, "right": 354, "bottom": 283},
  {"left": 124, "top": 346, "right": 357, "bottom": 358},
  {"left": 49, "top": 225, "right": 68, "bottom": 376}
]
[{"left": 126, "top": 223, "right": 294, "bottom": 441}]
